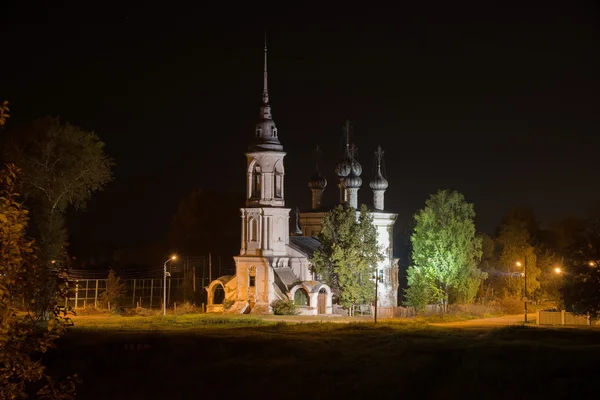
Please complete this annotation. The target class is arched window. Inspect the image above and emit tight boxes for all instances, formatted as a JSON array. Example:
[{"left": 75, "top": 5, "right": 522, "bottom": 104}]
[
  {"left": 248, "top": 218, "right": 257, "bottom": 242},
  {"left": 273, "top": 161, "right": 283, "bottom": 199},
  {"left": 274, "top": 173, "right": 282, "bottom": 198},
  {"left": 294, "top": 289, "right": 309, "bottom": 307},
  {"left": 251, "top": 165, "right": 261, "bottom": 198},
  {"left": 213, "top": 284, "right": 225, "bottom": 305}
]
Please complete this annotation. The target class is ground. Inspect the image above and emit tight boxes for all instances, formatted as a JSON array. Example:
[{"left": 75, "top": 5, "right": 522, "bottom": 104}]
[{"left": 45, "top": 313, "right": 599, "bottom": 399}]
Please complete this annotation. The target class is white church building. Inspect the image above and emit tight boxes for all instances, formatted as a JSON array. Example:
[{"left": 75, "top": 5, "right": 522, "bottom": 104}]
[{"left": 206, "top": 42, "right": 398, "bottom": 315}]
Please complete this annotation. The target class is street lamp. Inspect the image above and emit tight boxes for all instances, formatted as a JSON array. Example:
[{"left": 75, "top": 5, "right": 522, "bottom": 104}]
[
  {"left": 554, "top": 267, "right": 562, "bottom": 274},
  {"left": 163, "top": 255, "right": 177, "bottom": 316},
  {"left": 515, "top": 261, "right": 528, "bottom": 323},
  {"left": 373, "top": 269, "right": 383, "bottom": 324}
]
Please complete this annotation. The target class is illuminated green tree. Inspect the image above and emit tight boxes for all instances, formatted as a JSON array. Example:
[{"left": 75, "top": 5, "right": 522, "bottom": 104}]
[
  {"left": 311, "top": 204, "right": 383, "bottom": 311},
  {"left": 404, "top": 190, "right": 485, "bottom": 310}
]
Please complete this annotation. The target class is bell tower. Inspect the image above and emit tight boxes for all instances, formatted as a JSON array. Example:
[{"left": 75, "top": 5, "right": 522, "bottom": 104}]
[{"left": 240, "top": 37, "right": 290, "bottom": 258}]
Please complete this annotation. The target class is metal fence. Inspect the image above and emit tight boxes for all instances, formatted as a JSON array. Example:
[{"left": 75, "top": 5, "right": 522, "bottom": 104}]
[
  {"left": 66, "top": 277, "right": 210, "bottom": 309},
  {"left": 537, "top": 310, "right": 591, "bottom": 326}
]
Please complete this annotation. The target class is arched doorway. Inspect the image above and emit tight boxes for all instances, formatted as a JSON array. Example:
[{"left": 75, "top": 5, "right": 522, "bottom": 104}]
[
  {"left": 318, "top": 288, "right": 327, "bottom": 314},
  {"left": 213, "top": 284, "right": 225, "bottom": 305},
  {"left": 294, "top": 288, "right": 309, "bottom": 307}
]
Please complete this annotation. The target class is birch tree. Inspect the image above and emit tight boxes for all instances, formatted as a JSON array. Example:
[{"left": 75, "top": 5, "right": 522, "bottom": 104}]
[{"left": 404, "top": 190, "right": 485, "bottom": 310}]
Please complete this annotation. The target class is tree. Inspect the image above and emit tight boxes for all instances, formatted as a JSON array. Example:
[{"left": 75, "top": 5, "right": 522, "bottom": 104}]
[
  {"left": 495, "top": 207, "right": 541, "bottom": 299},
  {"left": 2, "top": 116, "right": 113, "bottom": 265},
  {"left": 100, "top": 269, "right": 126, "bottom": 311},
  {"left": 2, "top": 116, "right": 113, "bottom": 316},
  {"left": 0, "top": 163, "right": 78, "bottom": 399},
  {"left": 562, "top": 204, "right": 600, "bottom": 317},
  {"left": 404, "top": 190, "right": 485, "bottom": 310},
  {"left": 310, "top": 204, "right": 383, "bottom": 310}
]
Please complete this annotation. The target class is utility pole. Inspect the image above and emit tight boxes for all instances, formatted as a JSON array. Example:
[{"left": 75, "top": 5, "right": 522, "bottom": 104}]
[
  {"left": 524, "top": 257, "right": 528, "bottom": 323},
  {"left": 163, "top": 255, "right": 177, "bottom": 316},
  {"left": 209, "top": 252, "right": 212, "bottom": 283},
  {"left": 374, "top": 269, "right": 380, "bottom": 324},
  {"left": 193, "top": 263, "right": 196, "bottom": 292}
]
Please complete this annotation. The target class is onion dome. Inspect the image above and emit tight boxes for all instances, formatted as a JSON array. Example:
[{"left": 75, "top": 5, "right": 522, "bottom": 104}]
[
  {"left": 308, "top": 171, "right": 327, "bottom": 190},
  {"left": 350, "top": 159, "right": 362, "bottom": 176},
  {"left": 345, "top": 169, "right": 362, "bottom": 189},
  {"left": 369, "top": 171, "right": 388, "bottom": 190},
  {"left": 370, "top": 145, "right": 388, "bottom": 190},
  {"left": 335, "top": 157, "right": 352, "bottom": 177}
]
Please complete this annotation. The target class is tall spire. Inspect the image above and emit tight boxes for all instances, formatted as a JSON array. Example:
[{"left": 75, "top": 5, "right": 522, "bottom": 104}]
[
  {"left": 263, "top": 32, "right": 269, "bottom": 105},
  {"left": 251, "top": 33, "right": 281, "bottom": 151},
  {"left": 260, "top": 33, "right": 272, "bottom": 120}
]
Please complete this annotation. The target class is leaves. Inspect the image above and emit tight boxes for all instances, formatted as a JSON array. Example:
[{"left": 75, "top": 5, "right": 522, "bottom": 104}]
[
  {"left": 404, "top": 190, "right": 486, "bottom": 309},
  {"left": 2, "top": 116, "right": 113, "bottom": 265},
  {"left": 310, "top": 204, "right": 383, "bottom": 309},
  {"left": 0, "top": 164, "right": 77, "bottom": 399}
]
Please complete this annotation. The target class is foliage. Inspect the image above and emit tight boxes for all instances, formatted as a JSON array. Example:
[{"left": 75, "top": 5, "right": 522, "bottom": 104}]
[
  {"left": 0, "top": 163, "right": 78, "bottom": 399},
  {"left": 100, "top": 269, "right": 125, "bottom": 311},
  {"left": 563, "top": 205, "right": 600, "bottom": 317},
  {"left": 404, "top": 190, "right": 486, "bottom": 309},
  {"left": 270, "top": 300, "right": 298, "bottom": 315},
  {"left": 2, "top": 116, "right": 113, "bottom": 265},
  {"left": 495, "top": 208, "right": 541, "bottom": 299},
  {"left": 495, "top": 297, "right": 524, "bottom": 315},
  {"left": 0, "top": 100, "right": 9, "bottom": 128},
  {"left": 222, "top": 299, "right": 235, "bottom": 310},
  {"left": 310, "top": 204, "right": 383, "bottom": 309}
]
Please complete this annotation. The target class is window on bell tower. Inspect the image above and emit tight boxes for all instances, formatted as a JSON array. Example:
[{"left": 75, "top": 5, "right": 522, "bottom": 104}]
[
  {"left": 274, "top": 173, "right": 282, "bottom": 198},
  {"left": 251, "top": 165, "right": 261, "bottom": 199}
]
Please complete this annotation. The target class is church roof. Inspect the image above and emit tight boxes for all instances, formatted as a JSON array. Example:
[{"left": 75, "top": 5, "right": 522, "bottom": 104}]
[
  {"left": 288, "top": 236, "right": 322, "bottom": 258},
  {"left": 273, "top": 268, "right": 300, "bottom": 288}
]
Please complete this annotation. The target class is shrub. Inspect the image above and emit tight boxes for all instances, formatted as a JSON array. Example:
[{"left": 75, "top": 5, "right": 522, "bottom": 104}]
[
  {"left": 222, "top": 299, "right": 235, "bottom": 310},
  {"left": 498, "top": 297, "right": 524, "bottom": 315},
  {"left": 271, "top": 299, "right": 298, "bottom": 315}
]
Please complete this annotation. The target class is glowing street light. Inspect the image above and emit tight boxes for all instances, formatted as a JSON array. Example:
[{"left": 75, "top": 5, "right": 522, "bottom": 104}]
[
  {"left": 589, "top": 261, "right": 595, "bottom": 267},
  {"left": 554, "top": 267, "right": 562, "bottom": 274},
  {"left": 163, "top": 255, "right": 177, "bottom": 316}
]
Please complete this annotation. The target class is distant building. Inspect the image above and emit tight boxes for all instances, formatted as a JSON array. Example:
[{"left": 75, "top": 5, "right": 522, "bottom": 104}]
[{"left": 205, "top": 40, "right": 397, "bottom": 314}]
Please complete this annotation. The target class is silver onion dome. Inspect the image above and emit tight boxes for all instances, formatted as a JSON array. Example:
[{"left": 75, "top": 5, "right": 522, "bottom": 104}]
[
  {"left": 345, "top": 169, "right": 362, "bottom": 189},
  {"left": 350, "top": 159, "right": 362, "bottom": 176},
  {"left": 335, "top": 157, "right": 352, "bottom": 177},
  {"left": 369, "top": 172, "right": 388, "bottom": 190}
]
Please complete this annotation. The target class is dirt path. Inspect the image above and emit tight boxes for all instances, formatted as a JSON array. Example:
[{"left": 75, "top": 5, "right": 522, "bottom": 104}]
[{"left": 431, "top": 313, "right": 536, "bottom": 328}]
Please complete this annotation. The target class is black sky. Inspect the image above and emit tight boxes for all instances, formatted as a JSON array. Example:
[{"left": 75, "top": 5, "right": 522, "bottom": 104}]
[{"left": 1, "top": 2, "right": 599, "bottom": 260}]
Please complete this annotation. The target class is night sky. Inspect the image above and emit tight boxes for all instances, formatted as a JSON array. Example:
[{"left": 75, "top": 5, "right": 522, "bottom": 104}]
[{"left": 1, "top": 2, "right": 599, "bottom": 261}]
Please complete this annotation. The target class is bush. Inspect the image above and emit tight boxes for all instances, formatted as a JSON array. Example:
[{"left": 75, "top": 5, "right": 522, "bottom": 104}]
[
  {"left": 76, "top": 305, "right": 111, "bottom": 316},
  {"left": 271, "top": 299, "right": 298, "bottom": 315},
  {"left": 497, "top": 297, "right": 524, "bottom": 315},
  {"left": 222, "top": 299, "right": 235, "bottom": 310}
]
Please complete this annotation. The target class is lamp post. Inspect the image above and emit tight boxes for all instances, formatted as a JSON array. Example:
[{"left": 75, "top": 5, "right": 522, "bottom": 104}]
[
  {"left": 516, "top": 260, "right": 528, "bottom": 323},
  {"left": 374, "top": 269, "right": 382, "bottom": 324},
  {"left": 163, "top": 255, "right": 177, "bottom": 316}
]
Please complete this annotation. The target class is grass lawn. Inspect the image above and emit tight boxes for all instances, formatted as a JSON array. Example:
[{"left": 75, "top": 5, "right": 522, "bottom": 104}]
[{"left": 46, "top": 314, "right": 599, "bottom": 399}]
